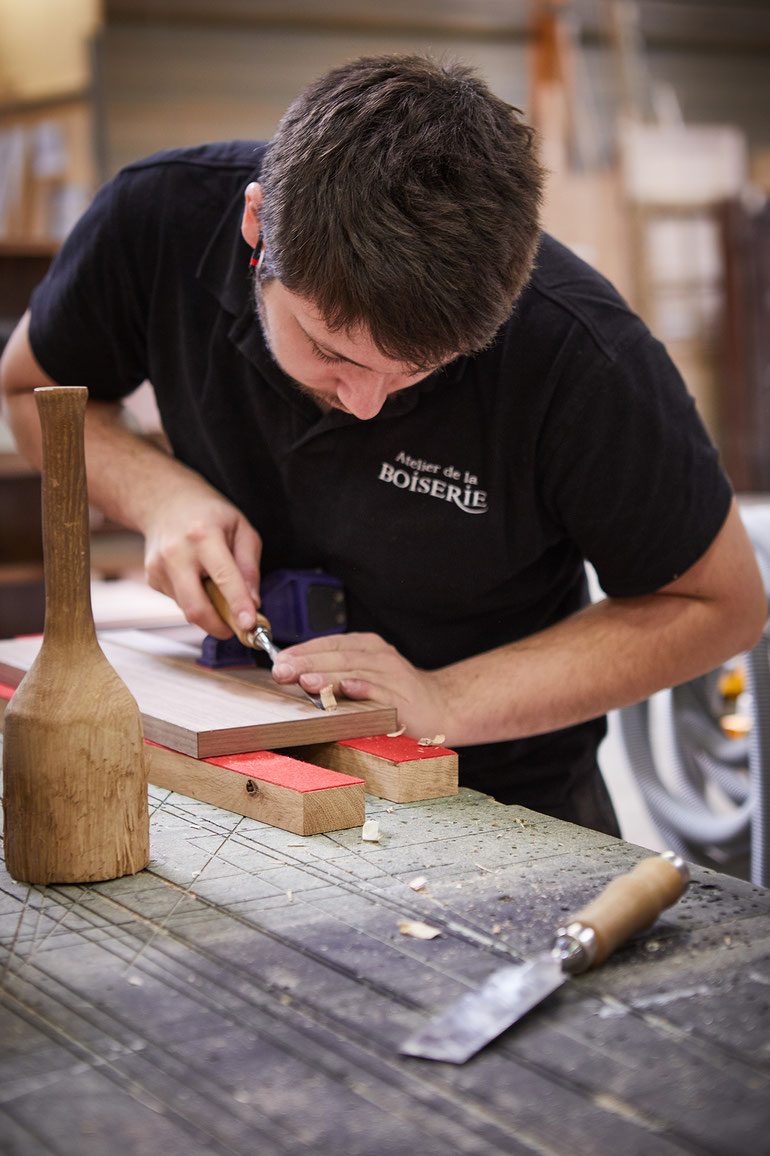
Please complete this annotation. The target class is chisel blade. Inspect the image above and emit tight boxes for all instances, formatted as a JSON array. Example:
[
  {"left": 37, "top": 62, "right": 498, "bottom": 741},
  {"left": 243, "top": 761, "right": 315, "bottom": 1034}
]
[
  {"left": 399, "top": 852, "right": 689, "bottom": 1064},
  {"left": 400, "top": 952, "right": 565, "bottom": 1063},
  {"left": 250, "top": 624, "right": 326, "bottom": 711},
  {"left": 203, "top": 577, "right": 325, "bottom": 709}
]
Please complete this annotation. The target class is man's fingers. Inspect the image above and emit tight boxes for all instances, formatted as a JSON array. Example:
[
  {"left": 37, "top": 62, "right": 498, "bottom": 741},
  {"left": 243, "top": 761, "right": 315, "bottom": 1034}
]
[
  {"left": 278, "top": 642, "right": 413, "bottom": 705},
  {"left": 150, "top": 533, "right": 263, "bottom": 639},
  {"left": 298, "top": 670, "right": 399, "bottom": 706},
  {"left": 338, "top": 678, "right": 373, "bottom": 700},
  {"left": 279, "top": 632, "right": 392, "bottom": 661},
  {"left": 231, "top": 520, "right": 263, "bottom": 605},
  {"left": 272, "top": 639, "right": 395, "bottom": 684},
  {"left": 201, "top": 567, "right": 258, "bottom": 633},
  {"left": 296, "top": 670, "right": 373, "bottom": 693},
  {"left": 140, "top": 482, "right": 264, "bottom": 636},
  {"left": 173, "top": 570, "right": 232, "bottom": 638}
]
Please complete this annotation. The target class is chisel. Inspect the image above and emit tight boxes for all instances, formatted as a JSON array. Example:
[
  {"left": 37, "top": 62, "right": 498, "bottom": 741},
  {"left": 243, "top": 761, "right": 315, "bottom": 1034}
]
[
  {"left": 400, "top": 851, "right": 689, "bottom": 1063},
  {"left": 203, "top": 577, "right": 326, "bottom": 710}
]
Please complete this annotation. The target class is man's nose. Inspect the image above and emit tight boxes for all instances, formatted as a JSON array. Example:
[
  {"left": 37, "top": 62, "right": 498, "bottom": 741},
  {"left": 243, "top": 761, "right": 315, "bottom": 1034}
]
[{"left": 336, "top": 373, "right": 392, "bottom": 420}]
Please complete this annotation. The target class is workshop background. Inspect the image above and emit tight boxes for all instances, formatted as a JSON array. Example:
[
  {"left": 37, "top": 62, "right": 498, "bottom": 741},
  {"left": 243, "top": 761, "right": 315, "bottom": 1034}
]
[{"left": 1, "top": 0, "right": 769, "bottom": 866}]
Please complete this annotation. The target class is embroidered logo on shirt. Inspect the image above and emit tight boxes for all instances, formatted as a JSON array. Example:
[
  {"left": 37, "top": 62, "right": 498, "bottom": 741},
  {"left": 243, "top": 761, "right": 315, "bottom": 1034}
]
[{"left": 378, "top": 451, "right": 488, "bottom": 514}]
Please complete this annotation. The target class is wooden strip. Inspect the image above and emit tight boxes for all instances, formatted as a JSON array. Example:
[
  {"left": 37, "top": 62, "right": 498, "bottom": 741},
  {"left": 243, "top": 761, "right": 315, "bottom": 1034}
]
[
  {"left": 286, "top": 734, "right": 459, "bottom": 803},
  {"left": 0, "top": 634, "right": 397, "bottom": 757},
  {"left": 148, "top": 743, "right": 365, "bottom": 836}
]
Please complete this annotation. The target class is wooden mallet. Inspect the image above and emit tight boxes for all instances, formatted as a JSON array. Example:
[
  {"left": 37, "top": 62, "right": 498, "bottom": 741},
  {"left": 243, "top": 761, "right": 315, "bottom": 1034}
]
[{"left": 2, "top": 386, "right": 149, "bottom": 883}]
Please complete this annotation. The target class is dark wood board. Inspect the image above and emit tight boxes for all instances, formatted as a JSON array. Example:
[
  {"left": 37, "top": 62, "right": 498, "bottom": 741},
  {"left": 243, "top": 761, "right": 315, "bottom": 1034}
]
[{"left": 0, "top": 629, "right": 397, "bottom": 756}]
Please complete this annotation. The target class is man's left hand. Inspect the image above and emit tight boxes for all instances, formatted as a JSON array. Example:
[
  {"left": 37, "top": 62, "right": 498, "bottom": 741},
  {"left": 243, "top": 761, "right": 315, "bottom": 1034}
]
[{"left": 272, "top": 633, "right": 449, "bottom": 740}]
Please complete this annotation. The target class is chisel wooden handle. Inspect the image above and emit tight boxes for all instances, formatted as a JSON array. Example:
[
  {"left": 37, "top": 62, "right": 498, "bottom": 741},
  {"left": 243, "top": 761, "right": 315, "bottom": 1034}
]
[
  {"left": 203, "top": 577, "right": 271, "bottom": 648},
  {"left": 566, "top": 852, "right": 689, "bottom": 969}
]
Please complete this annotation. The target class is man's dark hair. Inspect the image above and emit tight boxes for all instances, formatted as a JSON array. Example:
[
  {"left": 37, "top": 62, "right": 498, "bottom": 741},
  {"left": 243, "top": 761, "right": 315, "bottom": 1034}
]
[{"left": 259, "top": 54, "right": 544, "bottom": 367}]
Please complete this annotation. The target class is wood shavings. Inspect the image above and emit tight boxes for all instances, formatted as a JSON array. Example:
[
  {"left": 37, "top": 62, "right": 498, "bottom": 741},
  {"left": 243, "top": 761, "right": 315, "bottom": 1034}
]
[
  {"left": 398, "top": 919, "right": 441, "bottom": 940},
  {"left": 417, "top": 734, "right": 446, "bottom": 746},
  {"left": 361, "top": 819, "right": 381, "bottom": 842},
  {"left": 408, "top": 876, "right": 427, "bottom": 891},
  {"left": 320, "top": 684, "right": 337, "bottom": 711},
  {"left": 386, "top": 725, "right": 406, "bottom": 737}
]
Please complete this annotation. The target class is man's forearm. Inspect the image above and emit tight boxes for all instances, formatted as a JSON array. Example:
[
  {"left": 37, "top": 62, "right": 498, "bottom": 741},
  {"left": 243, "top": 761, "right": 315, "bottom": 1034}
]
[
  {"left": 6, "top": 388, "right": 213, "bottom": 535},
  {"left": 438, "top": 499, "right": 767, "bottom": 746},
  {"left": 436, "top": 586, "right": 760, "bottom": 747},
  {"left": 83, "top": 400, "right": 211, "bottom": 533}
]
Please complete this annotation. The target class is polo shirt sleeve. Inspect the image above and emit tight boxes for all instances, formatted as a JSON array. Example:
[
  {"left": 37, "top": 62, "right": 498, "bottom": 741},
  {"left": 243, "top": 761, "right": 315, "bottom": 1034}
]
[
  {"left": 538, "top": 328, "right": 733, "bottom": 598},
  {"left": 28, "top": 169, "right": 154, "bottom": 398}
]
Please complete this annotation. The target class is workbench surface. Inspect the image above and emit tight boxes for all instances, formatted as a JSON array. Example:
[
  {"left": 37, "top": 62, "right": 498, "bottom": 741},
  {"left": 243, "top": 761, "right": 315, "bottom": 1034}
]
[{"left": 1, "top": 774, "right": 769, "bottom": 1155}]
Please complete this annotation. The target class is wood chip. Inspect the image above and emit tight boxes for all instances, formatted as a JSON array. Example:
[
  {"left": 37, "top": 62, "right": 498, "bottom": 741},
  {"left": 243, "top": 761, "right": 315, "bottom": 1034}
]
[
  {"left": 361, "top": 819, "right": 381, "bottom": 842},
  {"left": 408, "top": 876, "right": 427, "bottom": 891},
  {"left": 386, "top": 725, "right": 406, "bottom": 737},
  {"left": 417, "top": 734, "right": 446, "bottom": 746},
  {"left": 398, "top": 919, "right": 441, "bottom": 940},
  {"left": 320, "top": 684, "right": 337, "bottom": 710}
]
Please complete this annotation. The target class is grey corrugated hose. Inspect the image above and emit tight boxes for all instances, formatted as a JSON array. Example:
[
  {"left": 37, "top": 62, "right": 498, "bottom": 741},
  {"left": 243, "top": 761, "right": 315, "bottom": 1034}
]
[{"left": 618, "top": 504, "right": 770, "bottom": 887}]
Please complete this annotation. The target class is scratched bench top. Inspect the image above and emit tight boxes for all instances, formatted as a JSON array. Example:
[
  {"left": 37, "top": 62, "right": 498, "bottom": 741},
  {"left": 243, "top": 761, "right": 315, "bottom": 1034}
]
[{"left": 1, "top": 774, "right": 769, "bottom": 1155}]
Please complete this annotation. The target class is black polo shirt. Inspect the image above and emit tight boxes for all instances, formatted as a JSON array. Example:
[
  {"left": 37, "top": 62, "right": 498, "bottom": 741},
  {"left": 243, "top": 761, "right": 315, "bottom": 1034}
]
[{"left": 28, "top": 141, "right": 733, "bottom": 812}]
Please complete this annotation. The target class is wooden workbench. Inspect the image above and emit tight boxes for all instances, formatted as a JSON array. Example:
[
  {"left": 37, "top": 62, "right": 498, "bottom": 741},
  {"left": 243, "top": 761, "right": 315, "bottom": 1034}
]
[{"left": 1, "top": 762, "right": 769, "bottom": 1154}]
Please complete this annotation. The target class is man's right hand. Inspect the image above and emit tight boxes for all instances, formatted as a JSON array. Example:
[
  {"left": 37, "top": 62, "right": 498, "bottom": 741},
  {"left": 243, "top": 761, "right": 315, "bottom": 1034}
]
[{"left": 143, "top": 485, "right": 263, "bottom": 640}]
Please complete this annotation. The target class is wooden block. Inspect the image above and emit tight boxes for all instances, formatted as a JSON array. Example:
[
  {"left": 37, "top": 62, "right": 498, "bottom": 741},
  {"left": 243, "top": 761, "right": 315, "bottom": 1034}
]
[
  {"left": 290, "top": 734, "right": 458, "bottom": 803},
  {"left": 0, "top": 631, "right": 397, "bottom": 757},
  {"left": 1, "top": 683, "right": 365, "bottom": 835},
  {"left": 148, "top": 744, "right": 365, "bottom": 836}
]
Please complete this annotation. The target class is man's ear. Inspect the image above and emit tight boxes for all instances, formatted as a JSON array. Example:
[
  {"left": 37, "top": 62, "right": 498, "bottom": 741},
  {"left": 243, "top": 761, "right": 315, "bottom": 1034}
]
[{"left": 241, "top": 181, "right": 264, "bottom": 247}]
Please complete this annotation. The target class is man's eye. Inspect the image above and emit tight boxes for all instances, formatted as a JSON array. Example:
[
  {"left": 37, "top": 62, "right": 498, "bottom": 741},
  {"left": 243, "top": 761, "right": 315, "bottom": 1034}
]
[{"left": 311, "top": 343, "right": 341, "bottom": 365}]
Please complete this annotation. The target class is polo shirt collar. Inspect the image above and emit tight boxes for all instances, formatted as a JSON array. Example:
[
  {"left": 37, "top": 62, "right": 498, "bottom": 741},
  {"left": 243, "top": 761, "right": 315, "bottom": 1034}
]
[{"left": 196, "top": 182, "right": 254, "bottom": 317}]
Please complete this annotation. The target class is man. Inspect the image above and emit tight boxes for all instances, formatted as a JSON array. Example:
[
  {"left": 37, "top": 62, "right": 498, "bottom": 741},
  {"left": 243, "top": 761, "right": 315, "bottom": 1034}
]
[{"left": 1, "top": 55, "right": 764, "bottom": 835}]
